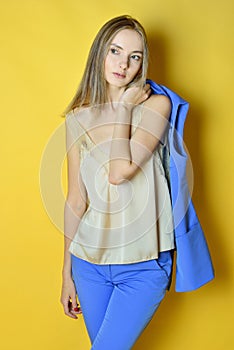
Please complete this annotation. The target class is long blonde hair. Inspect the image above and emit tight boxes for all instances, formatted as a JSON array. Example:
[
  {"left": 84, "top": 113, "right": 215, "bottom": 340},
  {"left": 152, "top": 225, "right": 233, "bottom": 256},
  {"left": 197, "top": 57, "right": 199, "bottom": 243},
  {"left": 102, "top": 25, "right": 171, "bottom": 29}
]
[{"left": 63, "top": 15, "right": 149, "bottom": 116}]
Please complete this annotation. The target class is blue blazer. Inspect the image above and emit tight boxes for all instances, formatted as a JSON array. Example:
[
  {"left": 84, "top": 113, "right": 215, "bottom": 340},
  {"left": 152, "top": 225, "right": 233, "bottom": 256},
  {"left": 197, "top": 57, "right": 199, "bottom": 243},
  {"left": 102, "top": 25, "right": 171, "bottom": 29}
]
[{"left": 147, "top": 79, "right": 215, "bottom": 292}]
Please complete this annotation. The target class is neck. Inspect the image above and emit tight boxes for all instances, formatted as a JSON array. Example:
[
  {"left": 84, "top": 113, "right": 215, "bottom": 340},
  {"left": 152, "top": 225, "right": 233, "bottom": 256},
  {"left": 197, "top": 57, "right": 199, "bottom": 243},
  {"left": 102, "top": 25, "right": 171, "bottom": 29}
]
[{"left": 106, "top": 84, "right": 126, "bottom": 103}]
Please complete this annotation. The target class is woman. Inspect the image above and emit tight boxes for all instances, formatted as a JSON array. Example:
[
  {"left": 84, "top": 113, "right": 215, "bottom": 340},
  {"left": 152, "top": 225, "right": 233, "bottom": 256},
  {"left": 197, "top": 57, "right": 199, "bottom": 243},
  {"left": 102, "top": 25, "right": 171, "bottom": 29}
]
[{"left": 60, "top": 15, "right": 213, "bottom": 349}]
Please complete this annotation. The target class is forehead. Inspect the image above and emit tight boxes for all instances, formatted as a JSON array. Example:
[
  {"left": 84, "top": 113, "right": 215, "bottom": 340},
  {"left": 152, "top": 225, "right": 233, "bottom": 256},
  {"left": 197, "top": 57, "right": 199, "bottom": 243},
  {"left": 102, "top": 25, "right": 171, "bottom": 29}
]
[{"left": 111, "top": 29, "right": 143, "bottom": 51}]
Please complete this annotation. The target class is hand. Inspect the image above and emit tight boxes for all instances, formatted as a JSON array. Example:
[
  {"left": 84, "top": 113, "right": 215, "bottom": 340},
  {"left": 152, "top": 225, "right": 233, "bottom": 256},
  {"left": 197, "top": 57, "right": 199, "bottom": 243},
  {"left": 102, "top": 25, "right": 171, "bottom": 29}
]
[
  {"left": 120, "top": 83, "right": 151, "bottom": 105},
  {"left": 60, "top": 276, "right": 82, "bottom": 319}
]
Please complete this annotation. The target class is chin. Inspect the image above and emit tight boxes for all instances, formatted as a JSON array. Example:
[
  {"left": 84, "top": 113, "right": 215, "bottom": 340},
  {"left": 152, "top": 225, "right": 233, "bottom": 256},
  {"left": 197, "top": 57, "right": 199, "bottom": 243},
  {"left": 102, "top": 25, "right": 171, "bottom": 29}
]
[{"left": 107, "top": 80, "right": 128, "bottom": 88}]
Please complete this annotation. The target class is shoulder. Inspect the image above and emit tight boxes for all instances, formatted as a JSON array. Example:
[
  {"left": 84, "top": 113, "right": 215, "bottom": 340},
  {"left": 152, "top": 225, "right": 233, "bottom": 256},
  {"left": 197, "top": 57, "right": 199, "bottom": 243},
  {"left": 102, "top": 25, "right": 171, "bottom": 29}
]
[
  {"left": 143, "top": 94, "right": 171, "bottom": 119},
  {"left": 70, "top": 106, "right": 87, "bottom": 119},
  {"left": 65, "top": 106, "right": 89, "bottom": 127}
]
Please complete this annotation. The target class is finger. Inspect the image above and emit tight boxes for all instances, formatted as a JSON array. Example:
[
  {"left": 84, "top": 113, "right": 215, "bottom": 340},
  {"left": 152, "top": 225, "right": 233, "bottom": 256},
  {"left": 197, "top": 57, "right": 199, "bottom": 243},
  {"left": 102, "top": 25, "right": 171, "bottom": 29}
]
[
  {"left": 62, "top": 298, "right": 78, "bottom": 319},
  {"left": 144, "top": 84, "right": 151, "bottom": 94},
  {"left": 147, "top": 88, "right": 151, "bottom": 95},
  {"left": 144, "top": 83, "right": 151, "bottom": 89},
  {"left": 139, "top": 90, "right": 151, "bottom": 104},
  {"left": 73, "top": 305, "right": 83, "bottom": 314},
  {"left": 70, "top": 293, "right": 83, "bottom": 314},
  {"left": 70, "top": 291, "right": 78, "bottom": 309}
]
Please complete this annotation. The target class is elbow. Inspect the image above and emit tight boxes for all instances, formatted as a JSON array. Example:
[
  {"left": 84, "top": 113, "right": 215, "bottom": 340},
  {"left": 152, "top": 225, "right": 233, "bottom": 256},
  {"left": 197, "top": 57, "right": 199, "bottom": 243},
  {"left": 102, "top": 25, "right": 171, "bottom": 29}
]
[
  {"left": 108, "top": 172, "right": 126, "bottom": 185},
  {"left": 108, "top": 162, "right": 137, "bottom": 185},
  {"left": 108, "top": 174, "right": 123, "bottom": 186},
  {"left": 108, "top": 161, "right": 126, "bottom": 185},
  {"left": 108, "top": 167, "right": 134, "bottom": 185},
  {"left": 65, "top": 196, "right": 87, "bottom": 214}
]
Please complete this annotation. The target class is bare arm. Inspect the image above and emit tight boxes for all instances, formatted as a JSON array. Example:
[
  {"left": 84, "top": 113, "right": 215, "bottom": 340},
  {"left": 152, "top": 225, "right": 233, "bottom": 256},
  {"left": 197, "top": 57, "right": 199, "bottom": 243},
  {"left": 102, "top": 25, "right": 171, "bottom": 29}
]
[
  {"left": 60, "top": 116, "right": 87, "bottom": 319},
  {"left": 109, "top": 88, "right": 171, "bottom": 185}
]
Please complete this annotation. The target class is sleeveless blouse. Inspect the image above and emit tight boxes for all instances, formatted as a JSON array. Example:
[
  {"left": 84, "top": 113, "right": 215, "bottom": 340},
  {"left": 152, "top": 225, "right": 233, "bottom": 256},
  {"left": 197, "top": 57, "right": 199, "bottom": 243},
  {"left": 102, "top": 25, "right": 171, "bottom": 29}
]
[{"left": 66, "top": 105, "right": 175, "bottom": 264}]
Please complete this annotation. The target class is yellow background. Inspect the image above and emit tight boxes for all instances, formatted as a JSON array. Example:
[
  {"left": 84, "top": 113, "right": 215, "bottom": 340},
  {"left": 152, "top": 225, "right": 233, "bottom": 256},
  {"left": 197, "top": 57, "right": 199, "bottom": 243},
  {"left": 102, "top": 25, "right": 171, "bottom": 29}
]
[{"left": 1, "top": 0, "right": 233, "bottom": 349}]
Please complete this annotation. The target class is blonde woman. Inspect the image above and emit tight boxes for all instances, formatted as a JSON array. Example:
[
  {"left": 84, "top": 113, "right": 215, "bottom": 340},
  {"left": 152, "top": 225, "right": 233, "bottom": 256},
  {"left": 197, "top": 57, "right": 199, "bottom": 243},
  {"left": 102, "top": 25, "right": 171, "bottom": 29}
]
[{"left": 60, "top": 15, "right": 214, "bottom": 350}]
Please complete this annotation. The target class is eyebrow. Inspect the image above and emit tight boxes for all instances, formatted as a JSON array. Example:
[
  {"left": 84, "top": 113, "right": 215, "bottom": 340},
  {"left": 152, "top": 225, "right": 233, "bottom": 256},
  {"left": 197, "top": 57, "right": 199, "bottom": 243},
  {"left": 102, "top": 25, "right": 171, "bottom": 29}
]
[{"left": 110, "top": 43, "right": 143, "bottom": 54}]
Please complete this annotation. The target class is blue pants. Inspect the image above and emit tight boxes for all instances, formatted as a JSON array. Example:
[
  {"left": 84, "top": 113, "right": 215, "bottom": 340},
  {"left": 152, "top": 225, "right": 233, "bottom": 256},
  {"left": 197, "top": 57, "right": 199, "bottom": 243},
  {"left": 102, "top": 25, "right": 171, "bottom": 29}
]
[{"left": 71, "top": 251, "right": 173, "bottom": 350}]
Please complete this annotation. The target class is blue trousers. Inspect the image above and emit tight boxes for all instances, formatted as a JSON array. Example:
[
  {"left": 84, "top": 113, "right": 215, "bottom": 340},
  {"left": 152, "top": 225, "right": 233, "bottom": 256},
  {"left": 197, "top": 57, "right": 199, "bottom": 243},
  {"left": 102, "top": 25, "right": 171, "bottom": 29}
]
[{"left": 71, "top": 251, "right": 173, "bottom": 350}]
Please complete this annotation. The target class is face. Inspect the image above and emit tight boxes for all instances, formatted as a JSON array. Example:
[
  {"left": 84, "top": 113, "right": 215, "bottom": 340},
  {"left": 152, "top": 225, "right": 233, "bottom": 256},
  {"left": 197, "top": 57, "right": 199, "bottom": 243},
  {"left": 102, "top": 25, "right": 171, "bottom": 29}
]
[{"left": 104, "top": 29, "right": 143, "bottom": 89}]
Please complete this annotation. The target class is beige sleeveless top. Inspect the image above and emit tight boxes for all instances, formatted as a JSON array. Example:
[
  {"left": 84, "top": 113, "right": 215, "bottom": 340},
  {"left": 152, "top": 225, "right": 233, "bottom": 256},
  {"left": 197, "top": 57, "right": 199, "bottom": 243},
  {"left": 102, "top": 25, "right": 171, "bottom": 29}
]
[{"left": 67, "top": 105, "right": 175, "bottom": 264}]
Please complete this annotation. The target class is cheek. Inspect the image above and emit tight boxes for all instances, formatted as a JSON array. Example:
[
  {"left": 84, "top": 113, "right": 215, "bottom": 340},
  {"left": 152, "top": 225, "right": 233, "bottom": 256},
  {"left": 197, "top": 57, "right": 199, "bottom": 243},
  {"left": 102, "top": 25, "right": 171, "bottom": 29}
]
[{"left": 131, "top": 62, "right": 142, "bottom": 76}]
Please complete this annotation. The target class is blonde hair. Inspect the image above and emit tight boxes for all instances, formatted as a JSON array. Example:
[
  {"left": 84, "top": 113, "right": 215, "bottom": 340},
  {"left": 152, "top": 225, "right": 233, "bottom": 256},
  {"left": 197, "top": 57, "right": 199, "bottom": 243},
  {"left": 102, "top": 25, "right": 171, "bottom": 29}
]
[{"left": 63, "top": 15, "right": 149, "bottom": 115}]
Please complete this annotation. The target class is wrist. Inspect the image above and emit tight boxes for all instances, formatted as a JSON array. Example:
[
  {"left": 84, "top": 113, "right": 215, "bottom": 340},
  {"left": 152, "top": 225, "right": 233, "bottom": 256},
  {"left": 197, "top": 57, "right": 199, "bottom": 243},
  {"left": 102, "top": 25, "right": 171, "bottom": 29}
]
[
  {"left": 117, "top": 101, "right": 134, "bottom": 111},
  {"left": 62, "top": 265, "right": 72, "bottom": 278},
  {"left": 113, "top": 102, "right": 133, "bottom": 124},
  {"left": 62, "top": 271, "right": 72, "bottom": 281}
]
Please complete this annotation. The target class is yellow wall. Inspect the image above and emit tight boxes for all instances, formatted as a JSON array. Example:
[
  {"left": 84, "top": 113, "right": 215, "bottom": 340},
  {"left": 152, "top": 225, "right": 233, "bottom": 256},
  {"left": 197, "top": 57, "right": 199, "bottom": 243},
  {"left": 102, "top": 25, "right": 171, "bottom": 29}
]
[{"left": 1, "top": 0, "right": 233, "bottom": 349}]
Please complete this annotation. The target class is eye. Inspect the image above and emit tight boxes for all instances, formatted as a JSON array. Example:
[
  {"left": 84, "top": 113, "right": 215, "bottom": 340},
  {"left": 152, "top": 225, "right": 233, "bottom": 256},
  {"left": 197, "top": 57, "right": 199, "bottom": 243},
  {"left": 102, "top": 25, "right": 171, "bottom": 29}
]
[
  {"left": 131, "top": 54, "right": 142, "bottom": 62},
  {"left": 110, "top": 47, "right": 119, "bottom": 55}
]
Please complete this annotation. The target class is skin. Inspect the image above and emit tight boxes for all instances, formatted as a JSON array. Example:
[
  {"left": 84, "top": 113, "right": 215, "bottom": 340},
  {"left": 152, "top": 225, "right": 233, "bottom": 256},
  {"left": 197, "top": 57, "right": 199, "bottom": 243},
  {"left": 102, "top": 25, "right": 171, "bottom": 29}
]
[
  {"left": 104, "top": 29, "right": 146, "bottom": 102},
  {"left": 60, "top": 28, "right": 171, "bottom": 319},
  {"left": 105, "top": 29, "right": 171, "bottom": 184}
]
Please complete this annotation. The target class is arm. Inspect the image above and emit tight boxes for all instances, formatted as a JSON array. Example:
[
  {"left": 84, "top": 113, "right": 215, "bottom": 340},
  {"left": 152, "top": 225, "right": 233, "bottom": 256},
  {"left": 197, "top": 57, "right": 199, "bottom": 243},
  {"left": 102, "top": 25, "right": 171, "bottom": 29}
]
[
  {"left": 109, "top": 91, "right": 171, "bottom": 185},
  {"left": 60, "top": 117, "right": 87, "bottom": 319}
]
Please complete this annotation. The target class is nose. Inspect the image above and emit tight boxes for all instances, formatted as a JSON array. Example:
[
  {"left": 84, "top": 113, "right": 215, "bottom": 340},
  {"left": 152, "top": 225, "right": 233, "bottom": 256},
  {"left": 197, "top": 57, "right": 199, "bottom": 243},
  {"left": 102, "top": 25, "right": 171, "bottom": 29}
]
[{"left": 119, "top": 56, "right": 129, "bottom": 70}]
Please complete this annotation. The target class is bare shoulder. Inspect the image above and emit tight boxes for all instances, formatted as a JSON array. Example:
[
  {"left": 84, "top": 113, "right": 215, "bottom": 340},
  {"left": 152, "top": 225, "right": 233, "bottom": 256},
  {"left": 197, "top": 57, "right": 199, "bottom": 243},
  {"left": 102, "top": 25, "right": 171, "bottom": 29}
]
[
  {"left": 68, "top": 106, "right": 92, "bottom": 126},
  {"left": 72, "top": 106, "right": 87, "bottom": 118},
  {"left": 143, "top": 94, "right": 171, "bottom": 119}
]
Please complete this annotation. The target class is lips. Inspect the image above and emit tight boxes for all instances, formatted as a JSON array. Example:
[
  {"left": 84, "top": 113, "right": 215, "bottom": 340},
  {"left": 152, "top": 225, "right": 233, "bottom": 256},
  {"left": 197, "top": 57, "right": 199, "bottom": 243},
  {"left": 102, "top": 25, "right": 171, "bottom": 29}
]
[{"left": 113, "top": 72, "right": 126, "bottom": 79}]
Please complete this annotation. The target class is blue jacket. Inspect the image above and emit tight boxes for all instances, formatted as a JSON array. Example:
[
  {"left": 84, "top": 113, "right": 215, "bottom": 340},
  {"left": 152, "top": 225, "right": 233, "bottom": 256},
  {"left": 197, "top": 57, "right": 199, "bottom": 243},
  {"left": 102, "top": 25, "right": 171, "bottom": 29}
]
[{"left": 147, "top": 79, "right": 215, "bottom": 292}]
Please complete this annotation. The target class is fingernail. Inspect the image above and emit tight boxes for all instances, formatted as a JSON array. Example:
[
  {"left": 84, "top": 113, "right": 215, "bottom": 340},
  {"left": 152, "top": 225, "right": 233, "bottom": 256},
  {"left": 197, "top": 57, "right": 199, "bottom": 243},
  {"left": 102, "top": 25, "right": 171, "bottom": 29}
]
[{"left": 73, "top": 307, "right": 80, "bottom": 312}]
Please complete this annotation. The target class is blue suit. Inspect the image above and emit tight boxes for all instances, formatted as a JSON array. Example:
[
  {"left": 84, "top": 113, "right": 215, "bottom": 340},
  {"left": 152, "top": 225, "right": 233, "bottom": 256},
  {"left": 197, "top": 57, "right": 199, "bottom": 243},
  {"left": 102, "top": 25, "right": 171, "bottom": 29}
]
[{"left": 147, "top": 79, "right": 215, "bottom": 292}]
